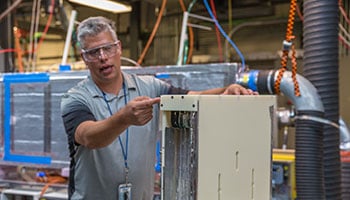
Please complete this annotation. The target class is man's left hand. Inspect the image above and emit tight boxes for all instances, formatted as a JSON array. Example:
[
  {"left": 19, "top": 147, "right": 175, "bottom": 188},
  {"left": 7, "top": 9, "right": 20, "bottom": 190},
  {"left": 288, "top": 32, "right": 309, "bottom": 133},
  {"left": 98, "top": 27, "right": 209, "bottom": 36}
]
[{"left": 222, "top": 84, "right": 259, "bottom": 95}]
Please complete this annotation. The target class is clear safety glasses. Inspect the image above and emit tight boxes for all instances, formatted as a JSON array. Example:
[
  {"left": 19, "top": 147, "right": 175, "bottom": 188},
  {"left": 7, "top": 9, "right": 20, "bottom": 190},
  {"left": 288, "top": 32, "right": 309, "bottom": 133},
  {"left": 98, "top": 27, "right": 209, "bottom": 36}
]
[{"left": 81, "top": 41, "right": 120, "bottom": 62}]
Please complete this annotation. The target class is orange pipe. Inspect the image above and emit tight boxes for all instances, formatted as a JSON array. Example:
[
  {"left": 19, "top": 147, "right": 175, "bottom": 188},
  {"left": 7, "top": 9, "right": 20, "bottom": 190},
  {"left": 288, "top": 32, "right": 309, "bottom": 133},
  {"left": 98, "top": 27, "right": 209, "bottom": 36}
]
[
  {"left": 137, "top": 0, "right": 167, "bottom": 65},
  {"left": 14, "top": 27, "right": 24, "bottom": 72}
]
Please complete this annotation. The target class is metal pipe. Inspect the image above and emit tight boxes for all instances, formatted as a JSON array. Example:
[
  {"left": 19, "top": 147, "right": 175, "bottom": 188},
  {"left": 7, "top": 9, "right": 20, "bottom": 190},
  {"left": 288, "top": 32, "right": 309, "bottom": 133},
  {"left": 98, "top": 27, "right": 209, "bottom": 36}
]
[
  {"left": 237, "top": 70, "right": 324, "bottom": 111},
  {"left": 177, "top": 11, "right": 189, "bottom": 66},
  {"left": 237, "top": 69, "right": 326, "bottom": 199},
  {"left": 0, "top": 0, "right": 22, "bottom": 22},
  {"left": 61, "top": 10, "right": 77, "bottom": 66}
]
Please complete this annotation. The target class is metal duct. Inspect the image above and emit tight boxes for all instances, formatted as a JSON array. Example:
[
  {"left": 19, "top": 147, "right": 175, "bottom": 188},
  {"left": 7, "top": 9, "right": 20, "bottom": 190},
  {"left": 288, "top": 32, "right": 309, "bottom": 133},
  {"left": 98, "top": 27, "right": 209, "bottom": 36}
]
[
  {"left": 302, "top": 1, "right": 341, "bottom": 199},
  {"left": 237, "top": 70, "right": 326, "bottom": 199}
]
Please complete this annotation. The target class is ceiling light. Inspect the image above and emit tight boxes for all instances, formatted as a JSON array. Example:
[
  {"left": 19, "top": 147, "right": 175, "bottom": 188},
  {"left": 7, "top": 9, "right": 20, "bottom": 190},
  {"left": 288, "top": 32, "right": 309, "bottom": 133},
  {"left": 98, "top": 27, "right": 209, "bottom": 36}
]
[{"left": 69, "top": 0, "right": 132, "bottom": 13}]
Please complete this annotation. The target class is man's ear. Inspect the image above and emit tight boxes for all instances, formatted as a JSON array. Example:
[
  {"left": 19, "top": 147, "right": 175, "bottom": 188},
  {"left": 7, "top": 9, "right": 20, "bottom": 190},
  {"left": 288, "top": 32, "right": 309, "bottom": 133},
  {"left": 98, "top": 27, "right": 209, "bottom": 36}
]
[
  {"left": 118, "top": 40, "right": 122, "bottom": 49},
  {"left": 117, "top": 41, "right": 122, "bottom": 54}
]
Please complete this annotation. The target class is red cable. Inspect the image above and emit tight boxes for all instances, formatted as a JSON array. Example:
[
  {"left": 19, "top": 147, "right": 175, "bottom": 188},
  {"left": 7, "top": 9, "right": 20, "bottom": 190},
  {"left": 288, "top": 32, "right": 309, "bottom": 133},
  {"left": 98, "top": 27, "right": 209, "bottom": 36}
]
[
  {"left": 339, "top": 35, "right": 350, "bottom": 49},
  {"left": 339, "top": 0, "right": 350, "bottom": 25},
  {"left": 0, "top": 0, "right": 54, "bottom": 57},
  {"left": 33, "top": 0, "right": 54, "bottom": 54},
  {"left": 296, "top": 2, "right": 304, "bottom": 21},
  {"left": 0, "top": 49, "right": 17, "bottom": 54}
]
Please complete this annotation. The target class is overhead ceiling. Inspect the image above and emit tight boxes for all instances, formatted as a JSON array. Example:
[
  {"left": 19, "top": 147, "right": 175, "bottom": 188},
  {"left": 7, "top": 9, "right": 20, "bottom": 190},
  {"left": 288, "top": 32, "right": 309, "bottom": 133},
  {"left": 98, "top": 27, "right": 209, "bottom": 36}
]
[{"left": 9, "top": 0, "right": 291, "bottom": 39}]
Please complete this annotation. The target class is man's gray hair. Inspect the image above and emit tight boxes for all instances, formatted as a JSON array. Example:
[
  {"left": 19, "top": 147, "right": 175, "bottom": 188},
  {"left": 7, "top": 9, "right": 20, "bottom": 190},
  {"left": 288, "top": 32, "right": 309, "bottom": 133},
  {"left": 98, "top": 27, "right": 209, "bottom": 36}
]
[{"left": 77, "top": 16, "right": 118, "bottom": 49}]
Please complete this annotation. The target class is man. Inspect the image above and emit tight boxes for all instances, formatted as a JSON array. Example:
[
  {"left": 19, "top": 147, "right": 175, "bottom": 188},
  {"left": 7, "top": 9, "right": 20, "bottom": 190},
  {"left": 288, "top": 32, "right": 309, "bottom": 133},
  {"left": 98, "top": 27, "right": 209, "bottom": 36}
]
[{"left": 61, "top": 16, "right": 257, "bottom": 200}]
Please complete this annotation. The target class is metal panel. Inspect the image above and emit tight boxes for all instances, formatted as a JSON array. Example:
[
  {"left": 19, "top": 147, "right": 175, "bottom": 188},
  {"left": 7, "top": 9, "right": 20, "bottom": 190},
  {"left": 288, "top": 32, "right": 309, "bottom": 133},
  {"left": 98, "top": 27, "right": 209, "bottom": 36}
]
[{"left": 161, "top": 95, "right": 277, "bottom": 200}]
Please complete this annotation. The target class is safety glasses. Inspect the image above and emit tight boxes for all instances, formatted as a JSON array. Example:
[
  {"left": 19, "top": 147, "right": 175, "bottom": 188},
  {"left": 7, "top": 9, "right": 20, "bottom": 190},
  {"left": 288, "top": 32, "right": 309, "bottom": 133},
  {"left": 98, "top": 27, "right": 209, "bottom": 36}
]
[{"left": 81, "top": 41, "right": 120, "bottom": 62}]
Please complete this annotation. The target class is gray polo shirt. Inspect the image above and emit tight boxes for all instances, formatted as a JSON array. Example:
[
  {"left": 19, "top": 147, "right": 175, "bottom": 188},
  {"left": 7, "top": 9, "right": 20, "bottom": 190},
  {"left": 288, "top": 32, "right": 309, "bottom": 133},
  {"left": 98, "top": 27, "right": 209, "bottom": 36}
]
[{"left": 61, "top": 72, "right": 184, "bottom": 200}]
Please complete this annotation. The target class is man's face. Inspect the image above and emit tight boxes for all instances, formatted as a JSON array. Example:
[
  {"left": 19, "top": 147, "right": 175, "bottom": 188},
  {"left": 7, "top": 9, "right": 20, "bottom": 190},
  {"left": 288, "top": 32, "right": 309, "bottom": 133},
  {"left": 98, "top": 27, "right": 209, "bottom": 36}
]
[{"left": 81, "top": 31, "right": 122, "bottom": 85}]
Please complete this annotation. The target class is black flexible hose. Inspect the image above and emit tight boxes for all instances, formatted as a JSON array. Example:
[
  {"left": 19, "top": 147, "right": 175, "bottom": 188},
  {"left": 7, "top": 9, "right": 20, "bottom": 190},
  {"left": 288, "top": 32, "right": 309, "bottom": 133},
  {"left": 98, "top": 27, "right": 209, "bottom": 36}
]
[
  {"left": 341, "top": 154, "right": 350, "bottom": 199},
  {"left": 295, "top": 110, "right": 325, "bottom": 199},
  {"left": 303, "top": 1, "right": 341, "bottom": 199}
]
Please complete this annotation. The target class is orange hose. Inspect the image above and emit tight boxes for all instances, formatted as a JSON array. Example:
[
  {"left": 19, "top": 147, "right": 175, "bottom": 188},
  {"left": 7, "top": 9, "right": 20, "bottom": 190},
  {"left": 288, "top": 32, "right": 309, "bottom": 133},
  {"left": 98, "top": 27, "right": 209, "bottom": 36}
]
[
  {"left": 137, "top": 0, "right": 167, "bottom": 65},
  {"left": 178, "top": 0, "right": 186, "bottom": 17},
  {"left": 39, "top": 176, "right": 67, "bottom": 197},
  {"left": 187, "top": 25, "right": 194, "bottom": 64},
  {"left": 14, "top": 27, "right": 24, "bottom": 72}
]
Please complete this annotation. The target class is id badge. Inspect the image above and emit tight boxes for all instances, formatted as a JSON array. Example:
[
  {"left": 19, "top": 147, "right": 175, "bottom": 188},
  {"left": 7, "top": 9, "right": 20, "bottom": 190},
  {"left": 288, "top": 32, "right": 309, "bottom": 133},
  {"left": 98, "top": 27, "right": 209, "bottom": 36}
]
[{"left": 118, "top": 183, "right": 132, "bottom": 200}]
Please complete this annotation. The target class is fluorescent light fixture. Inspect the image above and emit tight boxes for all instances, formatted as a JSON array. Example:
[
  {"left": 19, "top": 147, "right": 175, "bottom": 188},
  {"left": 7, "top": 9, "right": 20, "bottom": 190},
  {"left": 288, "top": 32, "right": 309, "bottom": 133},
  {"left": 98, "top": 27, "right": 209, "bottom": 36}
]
[{"left": 69, "top": 0, "right": 132, "bottom": 13}]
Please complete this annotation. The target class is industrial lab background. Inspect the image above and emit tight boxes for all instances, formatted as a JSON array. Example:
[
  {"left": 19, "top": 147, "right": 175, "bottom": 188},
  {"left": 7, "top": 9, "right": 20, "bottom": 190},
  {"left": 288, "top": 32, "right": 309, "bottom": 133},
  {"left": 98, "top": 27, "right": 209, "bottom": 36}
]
[
  {"left": 2, "top": 0, "right": 348, "bottom": 125},
  {"left": 0, "top": 0, "right": 349, "bottom": 200}
]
